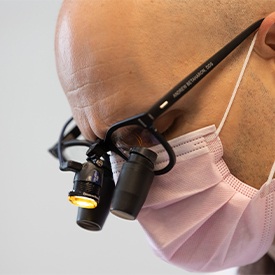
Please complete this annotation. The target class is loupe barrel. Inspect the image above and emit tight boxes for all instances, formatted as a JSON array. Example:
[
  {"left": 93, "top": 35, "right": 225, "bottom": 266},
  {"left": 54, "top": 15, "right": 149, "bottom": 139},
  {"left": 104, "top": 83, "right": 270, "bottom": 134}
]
[
  {"left": 76, "top": 159, "right": 115, "bottom": 231},
  {"left": 110, "top": 147, "right": 157, "bottom": 220}
]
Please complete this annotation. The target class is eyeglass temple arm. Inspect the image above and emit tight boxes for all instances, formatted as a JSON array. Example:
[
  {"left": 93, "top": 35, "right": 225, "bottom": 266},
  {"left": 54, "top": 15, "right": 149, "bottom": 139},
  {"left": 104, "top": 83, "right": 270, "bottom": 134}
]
[{"left": 147, "top": 18, "right": 264, "bottom": 119}]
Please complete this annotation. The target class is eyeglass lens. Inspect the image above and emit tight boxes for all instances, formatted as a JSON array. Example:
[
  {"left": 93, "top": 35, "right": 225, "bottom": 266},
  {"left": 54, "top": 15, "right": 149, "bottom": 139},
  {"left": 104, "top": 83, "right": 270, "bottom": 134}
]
[{"left": 110, "top": 125, "right": 170, "bottom": 171}]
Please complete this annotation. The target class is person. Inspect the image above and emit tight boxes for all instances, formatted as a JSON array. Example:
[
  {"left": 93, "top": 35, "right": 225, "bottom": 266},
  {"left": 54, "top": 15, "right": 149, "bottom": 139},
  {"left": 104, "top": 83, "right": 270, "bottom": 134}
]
[{"left": 55, "top": 0, "right": 275, "bottom": 273}]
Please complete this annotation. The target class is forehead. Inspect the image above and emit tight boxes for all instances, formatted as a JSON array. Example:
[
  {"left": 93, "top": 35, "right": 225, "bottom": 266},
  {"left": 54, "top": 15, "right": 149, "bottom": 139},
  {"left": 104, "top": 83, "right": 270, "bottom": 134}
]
[
  {"left": 56, "top": 9, "right": 171, "bottom": 128},
  {"left": 56, "top": 0, "right": 203, "bottom": 139}
]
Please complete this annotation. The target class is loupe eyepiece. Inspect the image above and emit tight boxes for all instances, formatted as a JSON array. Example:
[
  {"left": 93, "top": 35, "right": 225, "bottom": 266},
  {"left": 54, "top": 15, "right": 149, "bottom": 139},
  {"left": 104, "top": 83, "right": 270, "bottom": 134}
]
[{"left": 110, "top": 147, "right": 157, "bottom": 220}]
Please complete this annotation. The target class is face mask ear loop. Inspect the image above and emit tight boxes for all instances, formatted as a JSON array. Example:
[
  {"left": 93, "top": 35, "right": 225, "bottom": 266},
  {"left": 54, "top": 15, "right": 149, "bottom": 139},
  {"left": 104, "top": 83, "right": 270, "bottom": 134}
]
[
  {"left": 216, "top": 33, "right": 258, "bottom": 135},
  {"left": 266, "top": 161, "right": 275, "bottom": 186}
]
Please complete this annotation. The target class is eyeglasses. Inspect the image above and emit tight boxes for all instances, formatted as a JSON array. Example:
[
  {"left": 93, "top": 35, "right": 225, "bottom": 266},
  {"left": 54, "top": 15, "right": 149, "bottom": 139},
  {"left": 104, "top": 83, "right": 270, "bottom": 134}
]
[
  {"left": 101, "top": 19, "right": 263, "bottom": 175},
  {"left": 53, "top": 19, "right": 263, "bottom": 176}
]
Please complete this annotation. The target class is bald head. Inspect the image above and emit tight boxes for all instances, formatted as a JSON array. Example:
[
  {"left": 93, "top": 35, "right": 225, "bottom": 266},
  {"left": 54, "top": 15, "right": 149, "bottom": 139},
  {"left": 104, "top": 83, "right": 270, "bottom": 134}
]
[
  {"left": 55, "top": 0, "right": 273, "bottom": 137},
  {"left": 55, "top": 0, "right": 275, "bottom": 188}
]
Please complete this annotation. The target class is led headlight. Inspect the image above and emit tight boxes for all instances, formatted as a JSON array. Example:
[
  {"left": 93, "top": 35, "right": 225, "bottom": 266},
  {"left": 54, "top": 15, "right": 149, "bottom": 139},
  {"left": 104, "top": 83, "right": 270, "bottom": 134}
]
[{"left": 68, "top": 162, "right": 103, "bottom": 209}]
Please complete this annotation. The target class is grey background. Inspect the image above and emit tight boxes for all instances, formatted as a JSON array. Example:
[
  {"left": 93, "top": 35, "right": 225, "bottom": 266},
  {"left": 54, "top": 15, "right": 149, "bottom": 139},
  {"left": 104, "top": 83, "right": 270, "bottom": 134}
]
[{"left": 0, "top": 1, "right": 237, "bottom": 274}]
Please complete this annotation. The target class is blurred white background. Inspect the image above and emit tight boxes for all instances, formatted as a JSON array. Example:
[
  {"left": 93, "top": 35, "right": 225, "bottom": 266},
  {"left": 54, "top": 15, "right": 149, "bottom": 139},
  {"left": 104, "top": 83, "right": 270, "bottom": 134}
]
[{"left": 0, "top": 1, "right": 238, "bottom": 274}]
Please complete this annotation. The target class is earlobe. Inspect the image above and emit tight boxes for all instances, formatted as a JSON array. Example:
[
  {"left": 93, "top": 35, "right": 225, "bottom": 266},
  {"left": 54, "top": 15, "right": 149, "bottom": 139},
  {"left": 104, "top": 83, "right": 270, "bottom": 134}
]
[{"left": 255, "top": 12, "right": 275, "bottom": 59}]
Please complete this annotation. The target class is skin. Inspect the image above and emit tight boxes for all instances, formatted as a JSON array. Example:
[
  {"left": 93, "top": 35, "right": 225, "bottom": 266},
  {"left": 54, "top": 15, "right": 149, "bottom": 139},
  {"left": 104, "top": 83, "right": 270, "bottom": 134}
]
[{"left": 55, "top": 0, "right": 275, "bottom": 190}]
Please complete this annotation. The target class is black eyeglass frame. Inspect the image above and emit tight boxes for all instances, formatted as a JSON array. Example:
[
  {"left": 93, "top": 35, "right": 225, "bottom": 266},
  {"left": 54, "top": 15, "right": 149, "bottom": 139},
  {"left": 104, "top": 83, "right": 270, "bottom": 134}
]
[
  {"left": 104, "top": 112, "right": 176, "bottom": 175},
  {"left": 103, "top": 19, "right": 263, "bottom": 175}
]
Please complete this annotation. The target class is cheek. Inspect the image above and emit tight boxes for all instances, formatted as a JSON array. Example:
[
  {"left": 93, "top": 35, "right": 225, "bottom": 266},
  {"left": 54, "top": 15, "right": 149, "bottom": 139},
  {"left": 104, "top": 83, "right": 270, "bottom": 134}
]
[{"left": 154, "top": 109, "right": 183, "bottom": 134}]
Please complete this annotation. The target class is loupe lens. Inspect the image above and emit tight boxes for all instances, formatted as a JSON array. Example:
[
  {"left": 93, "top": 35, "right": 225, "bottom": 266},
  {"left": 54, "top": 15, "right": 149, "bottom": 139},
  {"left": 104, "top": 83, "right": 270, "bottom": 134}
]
[{"left": 110, "top": 147, "right": 157, "bottom": 220}]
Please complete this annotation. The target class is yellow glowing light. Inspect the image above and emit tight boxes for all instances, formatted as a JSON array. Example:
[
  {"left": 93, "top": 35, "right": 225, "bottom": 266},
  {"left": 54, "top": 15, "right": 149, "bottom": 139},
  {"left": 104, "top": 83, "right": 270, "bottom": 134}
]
[
  {"left": 134, "top": 133, "right": 143, "bottom": 147},
  {"left": 68, "top": 196, "right": 98, "bottom": 209}
]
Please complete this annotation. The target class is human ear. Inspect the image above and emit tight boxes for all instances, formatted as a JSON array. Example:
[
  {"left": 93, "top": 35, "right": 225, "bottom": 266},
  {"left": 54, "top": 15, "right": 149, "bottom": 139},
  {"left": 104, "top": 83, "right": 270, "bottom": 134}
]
[{"left": 254, "top": 12, "right": 275, "bottom": 59}]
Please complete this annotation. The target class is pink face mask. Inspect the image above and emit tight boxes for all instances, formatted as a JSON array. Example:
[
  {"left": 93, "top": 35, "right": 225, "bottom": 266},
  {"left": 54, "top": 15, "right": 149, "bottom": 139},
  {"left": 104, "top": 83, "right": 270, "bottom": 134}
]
[{"left": 110, "top": 34, "right": 275, "bottom": 272}]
